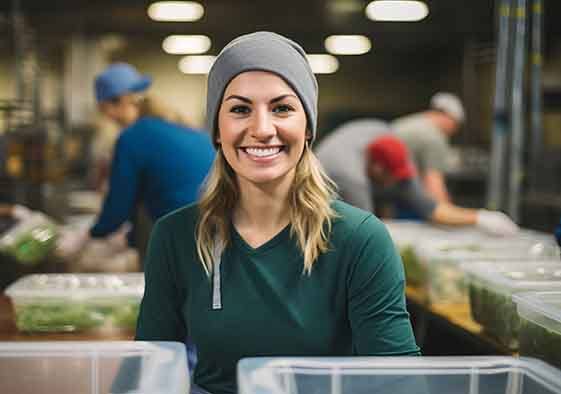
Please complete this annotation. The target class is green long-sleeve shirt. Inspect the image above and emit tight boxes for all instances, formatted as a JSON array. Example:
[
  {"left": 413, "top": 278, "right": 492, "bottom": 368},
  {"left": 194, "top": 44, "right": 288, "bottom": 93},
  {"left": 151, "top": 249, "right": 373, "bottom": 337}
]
[{"left": 136, "top": 200, "right": 419, "bottom": 394}]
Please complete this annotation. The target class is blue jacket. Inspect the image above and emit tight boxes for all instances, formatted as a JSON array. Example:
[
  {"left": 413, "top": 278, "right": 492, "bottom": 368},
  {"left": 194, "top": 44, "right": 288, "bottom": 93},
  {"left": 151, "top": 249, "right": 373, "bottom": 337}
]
[
  {"left": 555, "top": 218, "right": 561, "bottom": 247},
  {"left": 90, "top": 116, "right": 215, "bottom": 239}
]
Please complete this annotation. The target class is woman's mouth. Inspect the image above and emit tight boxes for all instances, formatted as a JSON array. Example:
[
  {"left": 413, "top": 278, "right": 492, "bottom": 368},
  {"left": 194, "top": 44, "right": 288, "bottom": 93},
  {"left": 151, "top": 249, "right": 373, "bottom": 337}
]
[{"left": 240, "top": 146, "right": 285, "bottom": 159}]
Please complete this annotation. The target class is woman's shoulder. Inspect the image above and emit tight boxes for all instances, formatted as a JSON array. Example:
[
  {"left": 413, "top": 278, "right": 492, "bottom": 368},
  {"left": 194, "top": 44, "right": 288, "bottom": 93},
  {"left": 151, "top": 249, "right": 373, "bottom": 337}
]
[
  {"left": 154, "top": 202, "right": 200, "bottom": 233},
  {"left": 330, "top": 200, "right": 390, "bottom": 246}
]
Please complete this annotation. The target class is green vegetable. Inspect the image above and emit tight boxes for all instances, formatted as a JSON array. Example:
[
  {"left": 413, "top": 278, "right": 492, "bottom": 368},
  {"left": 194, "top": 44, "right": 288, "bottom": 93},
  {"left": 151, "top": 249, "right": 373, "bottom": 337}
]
[
  {"left": 15, "top": 302, "right": 105, "bottom": 332},
  {"left": 2, "top": 224, "right": 57, "bottom": 265},
  {"left": 400, "top": 246, "right": 426, "bottom": 286},
  {"left": 519, "top": 318, "right": 561, "bottom": 369},
  {"left": 427, "top": 261, "right": 467, "bottom": 304},
  {"left": 111, "top": 302, "right": 140, "bottom": 329},
  {"left": 468, "top": 283, "right": 520, "bottom": 349}
]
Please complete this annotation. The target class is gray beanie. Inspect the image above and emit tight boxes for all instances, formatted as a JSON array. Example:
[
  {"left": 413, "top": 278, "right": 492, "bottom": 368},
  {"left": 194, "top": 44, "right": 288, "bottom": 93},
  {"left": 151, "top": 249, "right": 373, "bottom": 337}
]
[{"left": 206, "top": 31, "right": 318, "bottom": 147}]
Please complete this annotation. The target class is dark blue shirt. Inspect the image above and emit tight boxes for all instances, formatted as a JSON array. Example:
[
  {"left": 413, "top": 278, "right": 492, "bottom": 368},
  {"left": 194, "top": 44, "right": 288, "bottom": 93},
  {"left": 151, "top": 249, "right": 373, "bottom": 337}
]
[{"left": 90, "top": 116, "right": 215, "bottom": 238}]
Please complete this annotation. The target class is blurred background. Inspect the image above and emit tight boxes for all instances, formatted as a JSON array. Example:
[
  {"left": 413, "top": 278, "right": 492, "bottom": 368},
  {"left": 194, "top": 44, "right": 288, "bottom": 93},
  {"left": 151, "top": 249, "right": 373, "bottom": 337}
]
[
  {"left": 1, "top": 0, "right": 561, "bottom": 248},
  {"left": 0, "top": 0, "right": 561, "bottom": 361}
]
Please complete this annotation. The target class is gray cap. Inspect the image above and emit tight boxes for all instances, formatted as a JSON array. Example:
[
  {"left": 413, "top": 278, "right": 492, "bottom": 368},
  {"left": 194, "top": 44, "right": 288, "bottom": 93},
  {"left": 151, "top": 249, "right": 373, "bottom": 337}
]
[
  {"left": 430, "top": 92, "right": 465, "bottom": 123},
  {"left": 206, "top": 31, "right": 318, "bottom": 146}
]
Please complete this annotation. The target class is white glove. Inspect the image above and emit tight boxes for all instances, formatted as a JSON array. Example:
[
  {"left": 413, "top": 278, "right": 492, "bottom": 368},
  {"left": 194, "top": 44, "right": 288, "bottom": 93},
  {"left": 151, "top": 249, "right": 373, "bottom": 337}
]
[
  {"left": 56, "top": 228, "right": 90, "bottom": 258},
  {"left": 476, "top": 209, "right": 519, "bottom": 236},
  {"left": 11, "top": 204, "right": 32, "bottom": 221}
]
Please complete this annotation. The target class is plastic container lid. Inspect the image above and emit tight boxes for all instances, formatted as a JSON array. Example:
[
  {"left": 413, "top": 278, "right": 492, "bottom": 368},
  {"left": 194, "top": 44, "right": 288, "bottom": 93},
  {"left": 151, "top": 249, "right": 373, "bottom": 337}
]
[
  {"left": 4, "top": 273, "right": 144, "bottom": 300},
  {"left": 417, "top": 237, "right": 559, "bottom": 264},
  {"left": 514, "top": 291, "right": 561, "bottom": 335},
  {"left": 238, "top": 356, "right": 561, "bottom": 394},
  {"left": 463, "top": 261, "right": 561, "bottom": 296},
  {"left": 0, "top": 341, "right": 189, "bottom": 394}
]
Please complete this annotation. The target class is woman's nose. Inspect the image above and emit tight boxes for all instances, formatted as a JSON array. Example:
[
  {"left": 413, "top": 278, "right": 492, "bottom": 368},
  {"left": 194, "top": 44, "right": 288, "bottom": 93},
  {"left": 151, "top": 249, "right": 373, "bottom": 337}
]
[{"left": 249, "top": 109, "right": 276, "bottom": 140}]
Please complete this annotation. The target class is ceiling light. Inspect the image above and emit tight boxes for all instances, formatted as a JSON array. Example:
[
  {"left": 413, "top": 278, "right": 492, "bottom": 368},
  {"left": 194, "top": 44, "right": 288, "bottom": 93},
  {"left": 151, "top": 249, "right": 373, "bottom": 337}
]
[
  {"left": 307, "top": 54, "right": 339, "bottom": 74},
  {"left": 148, "top": 1, "right": 204, "bottom": 22},
  {"left": 324, "top": 35, "right": 371, "bottom": 55},
  {"left": 179, "top": 55, "right": 216, "bottom": 74},
  {"left": 365, "top": 0, "right": 428, "bottom": 22},
  {"left": 163, "top": 35, "right": 211, "bottom": 54}
]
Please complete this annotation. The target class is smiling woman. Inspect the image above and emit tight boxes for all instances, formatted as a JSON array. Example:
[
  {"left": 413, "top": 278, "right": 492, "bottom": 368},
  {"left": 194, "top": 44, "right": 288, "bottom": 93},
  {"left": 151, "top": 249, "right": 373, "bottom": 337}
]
[{"left": 135, "top": 31, "right": 420, "bottom": 394}]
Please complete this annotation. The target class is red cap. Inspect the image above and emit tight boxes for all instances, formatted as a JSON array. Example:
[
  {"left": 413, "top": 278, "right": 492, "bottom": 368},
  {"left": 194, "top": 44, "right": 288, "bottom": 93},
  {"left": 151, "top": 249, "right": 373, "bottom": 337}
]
[{"left": 366, "top": 135, "right": 417, "bottom": 180}]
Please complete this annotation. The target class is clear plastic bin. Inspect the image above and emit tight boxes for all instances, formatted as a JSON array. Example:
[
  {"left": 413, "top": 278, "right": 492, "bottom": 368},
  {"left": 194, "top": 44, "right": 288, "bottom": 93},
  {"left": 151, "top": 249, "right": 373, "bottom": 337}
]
[
  {"left": 464, "top": 262, "right": 561, "bottom": 349},
  {"left": 238, "top": 356, "right": 561, "bottom": 394},
  {"left": 4, "top": 273, "right": 144, "bottom": 332},
  {"left": 0, "top": 341, "right": 188, "bottom": 394},
  {"left": 0, "top": 213, "right": 58, "bottom": 266},
  {"left": 514, "top": 291, "right": 561, "bottom": 369},
  {"left": 383, "top": 221, "right": 453, "bottom": 287},
  {"left": 414, "top": 237, "right": 559, "bottom": 305}
]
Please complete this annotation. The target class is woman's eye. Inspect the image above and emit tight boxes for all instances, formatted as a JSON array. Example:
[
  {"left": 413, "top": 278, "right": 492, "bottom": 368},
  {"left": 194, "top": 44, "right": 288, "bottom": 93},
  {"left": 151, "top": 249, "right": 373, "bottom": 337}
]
[
  {"left": 230, "top": 105, "right": 250, "bottom": 114},
  {"left": 273, "top": 104, "right": 294, "bottom": 114}
]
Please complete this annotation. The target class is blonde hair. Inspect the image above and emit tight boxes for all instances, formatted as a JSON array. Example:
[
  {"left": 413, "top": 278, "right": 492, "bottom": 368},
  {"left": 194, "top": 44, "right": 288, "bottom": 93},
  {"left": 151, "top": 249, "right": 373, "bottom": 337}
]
[
  {"left": 137, "top": 95, "right": 191, "bottom": 127},
  {"left": 196, "top": 144, "right": 338, "bottom": 275}
]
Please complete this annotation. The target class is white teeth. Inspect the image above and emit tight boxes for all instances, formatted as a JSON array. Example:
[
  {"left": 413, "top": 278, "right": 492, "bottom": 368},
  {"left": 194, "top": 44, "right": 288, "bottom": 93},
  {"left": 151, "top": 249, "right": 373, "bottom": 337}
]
[{"left": 244, "top": 147, "right": 281, "bottom": 157}]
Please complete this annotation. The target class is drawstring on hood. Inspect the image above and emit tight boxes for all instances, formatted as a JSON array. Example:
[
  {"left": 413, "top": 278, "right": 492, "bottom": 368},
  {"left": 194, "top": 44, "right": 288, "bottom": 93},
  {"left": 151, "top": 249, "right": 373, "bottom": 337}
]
[{"left": 211, "top": 238, "right": 224, "bottom": 310}]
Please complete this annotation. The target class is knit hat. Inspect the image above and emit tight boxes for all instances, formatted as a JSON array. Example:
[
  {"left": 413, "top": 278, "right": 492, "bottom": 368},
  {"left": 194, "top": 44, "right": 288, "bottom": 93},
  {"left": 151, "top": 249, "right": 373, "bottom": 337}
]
[
  {"left": 94, "top": 63, "right": 151, "bottom": 103},
  {"left": 366, "top": 135, "right": 417, "bottom": 180},
  {"left": 206, "top": 31, "right": 318, "bottom": 147}
]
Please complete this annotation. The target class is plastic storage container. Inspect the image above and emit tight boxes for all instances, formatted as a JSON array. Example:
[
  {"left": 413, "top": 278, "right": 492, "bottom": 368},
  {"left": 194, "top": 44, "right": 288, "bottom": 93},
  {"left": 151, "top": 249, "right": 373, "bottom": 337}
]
[
  {"left": 0, "top": 213, "right": 58, "bottom": 266},
  {"left": 0, "top": 341, "right": 188, "bottom": 394},
  {"left": 414, "top": 237, "right": 559, "bottom": 305},
  {"left": 464, "top": 262, "right": 561, "bottom": 349},
  {"left": 384, "top": 221, "right": 452, "bottom": 286},
  {"left": 514, "top": 291, "right": 561, "bottom": 369},
  {"left": 238, "top": 356, "right": 561, "bottom": 394},
  {"left": 4, "top": 273, "right": 144, "bottom": 332}
]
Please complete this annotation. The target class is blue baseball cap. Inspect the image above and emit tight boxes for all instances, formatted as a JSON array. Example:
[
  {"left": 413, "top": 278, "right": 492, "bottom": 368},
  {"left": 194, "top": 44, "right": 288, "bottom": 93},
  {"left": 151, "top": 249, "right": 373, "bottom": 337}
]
[{"left": 94, "top": 63, "right": 152, "bottom": 103}]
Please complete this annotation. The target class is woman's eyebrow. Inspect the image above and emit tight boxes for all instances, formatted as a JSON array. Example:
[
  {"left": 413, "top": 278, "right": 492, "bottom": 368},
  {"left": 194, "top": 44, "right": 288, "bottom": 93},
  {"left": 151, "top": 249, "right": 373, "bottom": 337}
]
[
  {"left": 224, "top": 95, "right": 251, "bottom": 103},
  {"left": 223, "top": 94, "right": 297, "bottom": 104},
  {"left": 270, "top": 94, "right": 297, "bottom": 104}
]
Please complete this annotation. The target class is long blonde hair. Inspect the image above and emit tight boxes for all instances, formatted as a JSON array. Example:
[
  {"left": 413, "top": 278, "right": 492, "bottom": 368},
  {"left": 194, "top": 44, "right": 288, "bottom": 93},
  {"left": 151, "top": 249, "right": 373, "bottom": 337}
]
[
  {"left": 196, "top": 144, "right": 338, "bottom": 275},
  {"left": 137, "top": 95, "right": 191, "bottom": 127}
]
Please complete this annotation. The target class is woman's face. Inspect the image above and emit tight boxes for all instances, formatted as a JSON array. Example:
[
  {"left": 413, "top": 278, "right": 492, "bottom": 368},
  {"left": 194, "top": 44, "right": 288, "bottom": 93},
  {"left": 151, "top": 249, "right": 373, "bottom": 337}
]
[
  {"left": 99, "top": 94, "right": 140, "bottom": 127},
  {"left": 217, "top": 71, "right": 308, "bottom": 187}
]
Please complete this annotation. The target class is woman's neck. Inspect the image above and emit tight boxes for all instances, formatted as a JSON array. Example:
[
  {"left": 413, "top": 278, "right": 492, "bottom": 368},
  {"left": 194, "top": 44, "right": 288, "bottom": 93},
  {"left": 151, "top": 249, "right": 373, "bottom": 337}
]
[{"left": 234, "top": 171, "right": 294, "bottom": 235}]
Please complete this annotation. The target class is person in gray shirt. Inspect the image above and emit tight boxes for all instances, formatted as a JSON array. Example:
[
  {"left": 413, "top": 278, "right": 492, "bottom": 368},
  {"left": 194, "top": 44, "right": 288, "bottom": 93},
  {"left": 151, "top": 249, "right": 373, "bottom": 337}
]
[
  {"left": 316, "top": 121, "right": 518, "bottom": 236},
  {"left": 393, "top": 92, "right": 464, "bottom": 203}
]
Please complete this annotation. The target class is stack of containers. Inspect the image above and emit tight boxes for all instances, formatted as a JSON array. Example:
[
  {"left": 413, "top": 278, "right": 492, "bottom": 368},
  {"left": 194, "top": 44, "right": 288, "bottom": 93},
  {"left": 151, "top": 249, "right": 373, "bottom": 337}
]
[
  {"left": 414, "top": 234, "right": 559, "bottom": 305},
  {"left": 238, "top": 356, "right": 561, "bottom": 394},
  {"left": 0, "top": 341, "right": 188, "bottom": 394},
  {"left": 4, "top": 273, "right": 144, "bottom": 333},
  {"left": 463, "top": 262, "right": 561, "bottom": 349},
  {"left": 384, "top": 220, "right": 451, "bottom": 287},
  {"left": 514, "top": 292, "right": 561, "bottom": 369}
]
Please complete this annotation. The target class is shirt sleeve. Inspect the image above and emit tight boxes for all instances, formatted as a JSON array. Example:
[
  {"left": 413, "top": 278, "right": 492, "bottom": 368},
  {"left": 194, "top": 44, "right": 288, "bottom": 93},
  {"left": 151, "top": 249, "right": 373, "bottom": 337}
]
[
  {"left": 395, "top": 179, "right": 437, "bottom": 220},
  {"left": 421, "top": 134, "right": 449, "bottom": 173},
  {"left": 135, "top": 220, "right": 187, "bottom": 341},
  {"left": 347, "top": 215, "right": 420, "bottom": 355},
  {"left": 90, "top": 135, "right": 140, "bottom": 238}
]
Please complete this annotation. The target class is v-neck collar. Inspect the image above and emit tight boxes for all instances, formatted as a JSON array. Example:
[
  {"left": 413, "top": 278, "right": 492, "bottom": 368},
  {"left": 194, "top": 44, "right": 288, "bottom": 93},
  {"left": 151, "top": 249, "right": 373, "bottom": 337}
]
[{"left": 230, "top": 221, "right": 292, "bottom": 255}]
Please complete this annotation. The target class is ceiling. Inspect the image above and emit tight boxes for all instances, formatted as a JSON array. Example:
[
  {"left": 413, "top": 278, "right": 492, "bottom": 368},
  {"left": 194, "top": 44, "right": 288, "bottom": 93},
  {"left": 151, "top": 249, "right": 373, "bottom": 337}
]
[{"left": 2, "top": 0, "right": 561, "bottom": 55}]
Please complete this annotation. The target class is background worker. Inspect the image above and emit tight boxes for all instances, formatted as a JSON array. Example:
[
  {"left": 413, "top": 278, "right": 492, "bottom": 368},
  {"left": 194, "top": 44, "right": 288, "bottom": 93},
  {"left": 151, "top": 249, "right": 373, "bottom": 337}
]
[
  {"left": 392, "top": 92, "right": 465, "bottom": 203},
  {"left": 315, "top": 120, "right": 518, "bottom": 236},
  {"left": 58, "top": 62, "right": 215, "bottom": 260}
]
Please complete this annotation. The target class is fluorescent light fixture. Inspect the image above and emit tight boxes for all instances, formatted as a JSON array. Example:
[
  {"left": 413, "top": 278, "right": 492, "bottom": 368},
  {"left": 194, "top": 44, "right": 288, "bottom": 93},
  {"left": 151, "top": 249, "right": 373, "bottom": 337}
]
[
  {"left": 365, "top": 0, "right": 428, "bottom": 22},
  {"left": 163, "top": 35, "right": 211, "bottom": 54},
  {"left": 307, "top": 54, "right": 339, "bottom": 74},
  {"left": 148, "top": 1, "right": 204, "bottom": 22},
  {"left": 324, "top": 35, "right": 371, "bottom": 55},
  {"left": 179, "top": 55, "right": 216, "bottom": 74}
]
